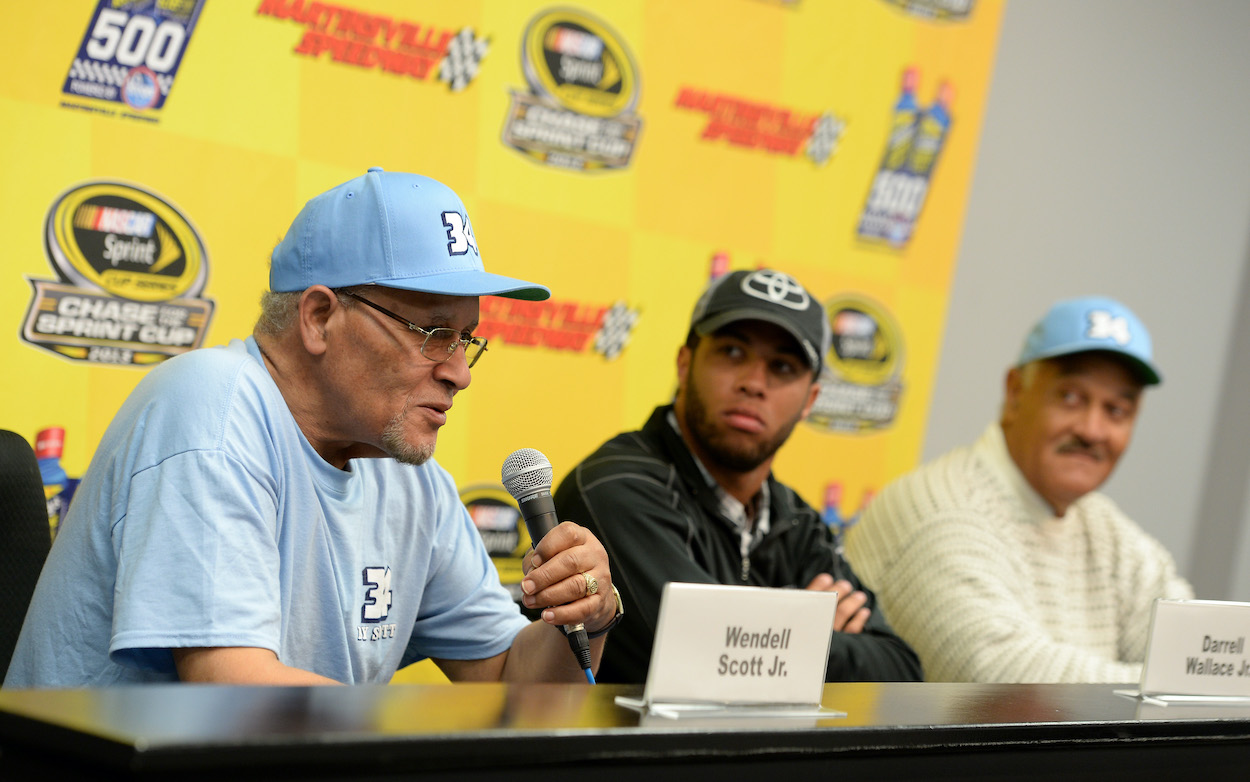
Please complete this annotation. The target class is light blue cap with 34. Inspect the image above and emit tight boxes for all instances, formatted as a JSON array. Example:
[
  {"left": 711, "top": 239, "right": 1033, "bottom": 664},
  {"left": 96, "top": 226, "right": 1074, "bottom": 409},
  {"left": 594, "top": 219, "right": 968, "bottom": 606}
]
[
  {"left": 1017, "top": 296, "right": 1161, "bottom": 385},
  {"left": 269, "top": 167, "right": 550, "bottom": 301}
]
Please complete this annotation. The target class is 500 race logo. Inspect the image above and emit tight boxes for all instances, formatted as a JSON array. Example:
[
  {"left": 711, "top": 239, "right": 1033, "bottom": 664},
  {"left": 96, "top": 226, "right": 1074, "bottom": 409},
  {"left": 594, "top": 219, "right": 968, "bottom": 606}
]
[{"left": 61, "top": 0, "right": 206, "bottom": 120}]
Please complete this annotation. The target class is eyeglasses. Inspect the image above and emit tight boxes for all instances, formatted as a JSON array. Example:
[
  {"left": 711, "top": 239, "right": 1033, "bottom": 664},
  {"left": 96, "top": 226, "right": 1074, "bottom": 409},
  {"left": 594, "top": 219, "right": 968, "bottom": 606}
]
[{"left": 338, "top": 290, "right": 488, "bottom": 368}]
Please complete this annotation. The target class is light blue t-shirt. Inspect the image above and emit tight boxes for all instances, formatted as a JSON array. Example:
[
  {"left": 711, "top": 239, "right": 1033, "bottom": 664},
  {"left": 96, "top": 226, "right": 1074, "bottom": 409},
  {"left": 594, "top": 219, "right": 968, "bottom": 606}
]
[{"left": 5, "top": 338, "right": 529, "bottom": 687}]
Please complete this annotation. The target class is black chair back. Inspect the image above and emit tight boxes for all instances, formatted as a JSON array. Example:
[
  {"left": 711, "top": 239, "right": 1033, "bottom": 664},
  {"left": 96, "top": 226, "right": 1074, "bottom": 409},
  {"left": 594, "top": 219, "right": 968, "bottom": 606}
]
[{"left": 0, "top": 429, "right": 53, "bottom": 680}]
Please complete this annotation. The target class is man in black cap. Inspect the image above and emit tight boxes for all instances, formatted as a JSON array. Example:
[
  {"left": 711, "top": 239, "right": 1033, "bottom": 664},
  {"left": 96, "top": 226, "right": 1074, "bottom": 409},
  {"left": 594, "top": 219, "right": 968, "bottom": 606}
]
[{"left": 554, "top": 269, "right": 922, "bottom": 684}]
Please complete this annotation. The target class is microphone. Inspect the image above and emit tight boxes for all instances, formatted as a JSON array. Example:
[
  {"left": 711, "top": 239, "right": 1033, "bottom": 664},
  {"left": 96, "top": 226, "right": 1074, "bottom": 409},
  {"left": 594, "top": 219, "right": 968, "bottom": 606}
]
[{"left": 501, "top": 448, "right": 594, "bottom": 679}]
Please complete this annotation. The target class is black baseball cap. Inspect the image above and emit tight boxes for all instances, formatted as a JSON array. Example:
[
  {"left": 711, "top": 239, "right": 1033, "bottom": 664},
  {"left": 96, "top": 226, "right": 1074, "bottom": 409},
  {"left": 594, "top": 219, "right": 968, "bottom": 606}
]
[{"left": 689, "top": 269, "right": 832, "bottom": 375}]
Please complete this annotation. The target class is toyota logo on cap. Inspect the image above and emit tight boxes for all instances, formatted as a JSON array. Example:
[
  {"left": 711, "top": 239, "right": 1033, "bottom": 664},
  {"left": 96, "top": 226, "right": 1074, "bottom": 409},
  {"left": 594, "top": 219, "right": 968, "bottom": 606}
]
[{"left": 741, "top": 269, "right": 810, "bottom": 311}]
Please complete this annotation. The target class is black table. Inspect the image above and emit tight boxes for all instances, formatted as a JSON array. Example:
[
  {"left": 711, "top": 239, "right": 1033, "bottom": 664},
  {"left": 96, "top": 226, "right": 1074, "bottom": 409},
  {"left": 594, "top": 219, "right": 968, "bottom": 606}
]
[{"left": 2, "top": 682, "right": 1249, "bottom": 780}]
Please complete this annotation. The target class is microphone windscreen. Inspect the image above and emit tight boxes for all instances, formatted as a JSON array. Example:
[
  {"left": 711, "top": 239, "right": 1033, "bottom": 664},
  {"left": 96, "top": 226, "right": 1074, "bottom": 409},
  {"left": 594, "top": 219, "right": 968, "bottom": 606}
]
[{"left": 501, "top": 448, "right": 554, "bottom": 501}]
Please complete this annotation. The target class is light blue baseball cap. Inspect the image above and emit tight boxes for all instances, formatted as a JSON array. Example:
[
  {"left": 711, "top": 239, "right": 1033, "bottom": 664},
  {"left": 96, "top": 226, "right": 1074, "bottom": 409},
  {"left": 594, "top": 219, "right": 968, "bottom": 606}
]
[
  {"left": 1017, "top": 296, "right": 1161, "bottom": 385},
  {"left": 270, "top": 167, "right": 550, "bottom": 300}
]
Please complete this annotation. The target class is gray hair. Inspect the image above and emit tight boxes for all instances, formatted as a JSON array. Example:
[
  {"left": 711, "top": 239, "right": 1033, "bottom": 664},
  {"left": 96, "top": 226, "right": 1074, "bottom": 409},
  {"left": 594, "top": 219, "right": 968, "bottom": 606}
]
[
  {"left": 254, "top": 290, "right": 302, "bottom": 337},
  {"left": 254, "top": 286, "right": 364, "bottom": 337}
]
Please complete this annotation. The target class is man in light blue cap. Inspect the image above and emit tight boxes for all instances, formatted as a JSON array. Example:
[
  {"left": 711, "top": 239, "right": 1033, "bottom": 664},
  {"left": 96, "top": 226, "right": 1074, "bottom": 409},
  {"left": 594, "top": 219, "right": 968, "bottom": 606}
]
[
  {"left": 845, "top": 296, "right": 1193, "bottom": 684},
  {"left": 6, "top": 168, "right": 621, "bottom": 688}
]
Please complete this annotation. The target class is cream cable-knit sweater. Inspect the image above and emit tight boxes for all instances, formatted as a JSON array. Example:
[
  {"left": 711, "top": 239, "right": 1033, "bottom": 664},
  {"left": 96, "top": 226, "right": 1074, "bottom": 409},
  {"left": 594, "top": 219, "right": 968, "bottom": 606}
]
[{"left": 844, "top": 424, "right": 1194, "bottom": 683}]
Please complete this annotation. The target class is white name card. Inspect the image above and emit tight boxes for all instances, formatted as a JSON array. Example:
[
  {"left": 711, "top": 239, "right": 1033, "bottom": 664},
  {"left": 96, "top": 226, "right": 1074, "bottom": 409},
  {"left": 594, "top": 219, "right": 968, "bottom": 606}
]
[
  {"left": 617, "top": 582, "right": 838, "bottom": 715},
  {"left": 1139, "top": 599, "right": 1250, "bottom": 699}
]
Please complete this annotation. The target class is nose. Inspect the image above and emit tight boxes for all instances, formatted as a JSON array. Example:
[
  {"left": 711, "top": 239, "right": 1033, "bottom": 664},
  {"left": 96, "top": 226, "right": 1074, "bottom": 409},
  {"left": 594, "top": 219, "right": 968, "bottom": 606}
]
[
  {"left": 736, "top": 357, "right": 768, "bottom": 396},
  {"left": 433, "top": 345, "right": 472, "bottom": 392},
  {"left": 1071, "top": 404, "right": 1109, "bottom": 442}
]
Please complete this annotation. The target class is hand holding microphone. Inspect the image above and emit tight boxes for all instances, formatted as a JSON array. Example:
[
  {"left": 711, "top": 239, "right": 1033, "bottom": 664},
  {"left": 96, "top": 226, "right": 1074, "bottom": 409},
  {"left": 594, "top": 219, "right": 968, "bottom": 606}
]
[{"left": 501, "top": 448, "right": 619, "bottom": 681}]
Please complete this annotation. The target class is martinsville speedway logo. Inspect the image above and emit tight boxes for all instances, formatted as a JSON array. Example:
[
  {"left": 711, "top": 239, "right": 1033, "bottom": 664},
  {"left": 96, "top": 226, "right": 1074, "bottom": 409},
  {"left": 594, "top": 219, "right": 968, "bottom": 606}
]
[
  {"left": 256, "top": 0, "right": 489, "bottom": 92},
  {"left": 501, "top": 8, "right": 643, "bottom": 171},
  {"left": 674, "top": 87, "right": 845, "bottom": 166},
  {"left": 478, "top": 296, "right": 639, "bottom": 360},
  {"left": 21, "top": 180, "right": 215, "bottom": 367}
]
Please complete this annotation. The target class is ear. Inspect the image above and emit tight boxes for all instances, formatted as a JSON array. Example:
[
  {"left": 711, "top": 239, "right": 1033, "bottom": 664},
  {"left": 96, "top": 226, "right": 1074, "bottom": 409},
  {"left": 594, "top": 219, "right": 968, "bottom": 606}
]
[
  {"left": 799, "top": 378, "right": 821, "bottom": 420},
  {"left": 297, "top": 286, "right": 339, "bottom": 357},
  {"left": 1001, "top": 366, "right": 1023, "bottom": 426},
  {"left": 676, "top": 343, "right": 692, "bottom": 383},
  {"left": 673, "top": 344, "right": 693, "bottom": 402}
]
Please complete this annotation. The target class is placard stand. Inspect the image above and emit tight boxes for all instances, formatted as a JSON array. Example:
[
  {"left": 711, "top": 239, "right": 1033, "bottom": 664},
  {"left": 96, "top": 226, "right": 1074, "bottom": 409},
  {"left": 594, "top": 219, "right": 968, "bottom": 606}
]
[
  {"left": 1114, "top": 690, "right": 1250, "bottom": 707},
  {"left": 614, "top": 696, "right": 845, "bottom": 720}
]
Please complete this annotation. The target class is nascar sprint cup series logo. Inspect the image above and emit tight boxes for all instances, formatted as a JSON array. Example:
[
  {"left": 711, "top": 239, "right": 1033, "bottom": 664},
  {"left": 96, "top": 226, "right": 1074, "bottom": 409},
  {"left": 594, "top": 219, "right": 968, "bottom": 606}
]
[
  {"left": 62, "top": 0, "right": 205, "bottom": 117},
  {"left": 22, "top": 181, "right": 215, "bottom": 367},
  {"left": 807, "top": 296, "right": 904, "bottom": 434},
  {"left": 461, "top": 484, "right": 531, "bottom": 606},
  {"left": 501, "top": 8, "right": 642, "bottom": 171}
]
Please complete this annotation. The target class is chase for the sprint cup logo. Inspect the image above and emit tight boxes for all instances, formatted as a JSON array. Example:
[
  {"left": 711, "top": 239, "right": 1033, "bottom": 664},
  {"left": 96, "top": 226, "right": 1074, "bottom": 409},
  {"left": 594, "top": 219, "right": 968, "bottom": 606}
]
[
  {"left": 62, "top": 0, "right": 205, "bottom": 115},
  {"left": 21, "top": 180, "right": 215, "bottom": 367},
  {"left": 501, "top": 8, "right": 643, "bottom": 171},
  {"left": 806, "top": 295, "right": 904, "bottom": 433}
]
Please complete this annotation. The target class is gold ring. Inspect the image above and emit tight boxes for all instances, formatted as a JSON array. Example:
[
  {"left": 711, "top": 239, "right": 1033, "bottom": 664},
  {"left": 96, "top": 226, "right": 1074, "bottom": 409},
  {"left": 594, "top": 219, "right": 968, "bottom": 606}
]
[{"left": 583, "top": 572, "right": 598, "bottom": 596}]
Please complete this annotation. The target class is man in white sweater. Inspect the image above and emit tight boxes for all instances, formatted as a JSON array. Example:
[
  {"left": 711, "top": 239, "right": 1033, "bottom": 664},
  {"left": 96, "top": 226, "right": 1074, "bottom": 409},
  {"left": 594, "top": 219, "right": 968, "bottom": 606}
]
[{"left": 844, "top": 296, "right": 1193, "bottom": 683}]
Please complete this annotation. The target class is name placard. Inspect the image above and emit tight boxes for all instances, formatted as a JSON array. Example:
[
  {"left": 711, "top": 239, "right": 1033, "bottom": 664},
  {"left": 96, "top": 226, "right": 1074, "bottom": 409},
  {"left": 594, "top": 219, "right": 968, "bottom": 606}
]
[
  {"left": 1138, "top": 599, "right": 1250, "bottom": 699},
  {"left": 619, "top": 582, "right": 838, "bottom": 713}
]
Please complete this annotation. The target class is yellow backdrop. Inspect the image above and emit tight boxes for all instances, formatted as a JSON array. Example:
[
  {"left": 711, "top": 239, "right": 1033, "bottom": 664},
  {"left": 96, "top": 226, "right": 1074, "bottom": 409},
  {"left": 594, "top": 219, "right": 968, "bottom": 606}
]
[{"left": 1, "top": 0, "right": 1002, "bottom": 682}]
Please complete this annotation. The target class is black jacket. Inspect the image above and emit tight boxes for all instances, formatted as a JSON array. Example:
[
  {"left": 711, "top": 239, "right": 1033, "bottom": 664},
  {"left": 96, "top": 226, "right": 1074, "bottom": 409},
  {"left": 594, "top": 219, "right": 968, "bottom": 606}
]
[{"left": 554, "top": 405, "right": 923, "bottom": 684}]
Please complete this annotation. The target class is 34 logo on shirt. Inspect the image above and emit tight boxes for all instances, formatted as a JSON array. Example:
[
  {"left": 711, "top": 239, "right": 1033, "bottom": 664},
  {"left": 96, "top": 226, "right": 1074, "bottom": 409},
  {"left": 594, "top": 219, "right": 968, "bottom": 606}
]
[{"left": 357, "top": 566, "right": 397, "bottom": 642}]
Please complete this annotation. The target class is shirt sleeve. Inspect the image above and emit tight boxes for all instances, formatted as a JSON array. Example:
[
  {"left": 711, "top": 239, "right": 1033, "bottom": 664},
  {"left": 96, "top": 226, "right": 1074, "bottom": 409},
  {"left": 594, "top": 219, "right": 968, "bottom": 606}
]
[
  {"left": 399, "top": 471, "right": 530, "bottom": 666},
  {"left": 110, "top": 449, "right": 281, "bottom": 673}
]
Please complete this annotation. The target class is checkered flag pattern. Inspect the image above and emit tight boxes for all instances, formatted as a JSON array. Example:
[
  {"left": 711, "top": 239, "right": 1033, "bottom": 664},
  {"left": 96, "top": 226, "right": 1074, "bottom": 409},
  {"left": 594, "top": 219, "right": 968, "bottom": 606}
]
[
  {"left": 806, "top": 113, "right": 844, "bottom": 166},
  {"left": 438, "top": 28, "right": 490, "bottom": 92},
  {"left": 593, "top": 302, "right": 640, "bottom": 361}
]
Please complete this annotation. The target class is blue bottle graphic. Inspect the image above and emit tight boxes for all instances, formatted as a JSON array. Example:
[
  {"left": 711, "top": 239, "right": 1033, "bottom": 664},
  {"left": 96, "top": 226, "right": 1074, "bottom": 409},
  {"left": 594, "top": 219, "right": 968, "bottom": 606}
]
[
  {"left": 35, "top": 427, "right": 69, "bottom": 540},
  {"left": 822, "top": 481, "right": 844, "bottom": 531},
  {"left": 882, "top": 67, "right": 920, "bottom": 171},
  {"left": 905, "top": 81, "right": 953, "bottom": 177},
  {"left": 885, "top": 68, "right": 925, "bottom": 168},
  {"left": 859, "top": 67, "right": 923, "bottom": 245}
]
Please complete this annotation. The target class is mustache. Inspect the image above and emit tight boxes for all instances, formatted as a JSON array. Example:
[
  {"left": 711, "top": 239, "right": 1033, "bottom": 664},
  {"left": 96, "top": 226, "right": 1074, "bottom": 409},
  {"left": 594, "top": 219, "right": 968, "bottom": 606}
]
[{"left": 1056, "top": 437, "right": 1106, "bottom": 460}]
